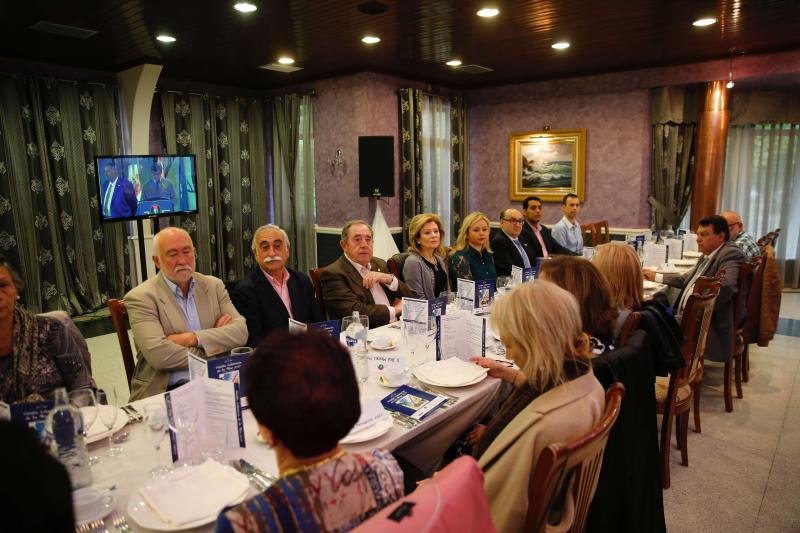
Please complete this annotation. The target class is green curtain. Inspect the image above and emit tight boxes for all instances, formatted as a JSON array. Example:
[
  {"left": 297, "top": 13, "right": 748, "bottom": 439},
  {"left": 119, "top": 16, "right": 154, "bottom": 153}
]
[
  {"left": 450, "top": 96, "right": 468, "bottom": 240},
  {"left": 399, "top": 89, "right": 423, "bottom": 250},
  {"left": 160, "top": 92, "right": 267, "bottom": 281},
  {"left": 0, "top": 75, "right": 128, "bottom": 313},
  {"left": 272, "top": 94, "right": 316, "bottom": 273}
]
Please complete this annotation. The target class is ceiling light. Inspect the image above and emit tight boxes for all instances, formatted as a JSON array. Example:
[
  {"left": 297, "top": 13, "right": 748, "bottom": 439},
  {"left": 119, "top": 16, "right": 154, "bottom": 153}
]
[
  {"left": 362, "top": 35, "right": 381, "bottom": 44},
  {"left": 234, "top": 2, "right": 257, "bottom": 13},
  {"left": 156, "top": 34, "right": 176, "bottom": 43},
  {"left": 277, "top": 57, "right": 295, "bottom": 65},
  {"left": 446, "top": 59, "right": 462, "bottom": 67},
  {"left": 552, "top": 41, "right": 570, "bottom": 50},
  {"left": 692, "top": 17, "right": 717, "bottom": 27},
  {"left": 477, "top": 7, "right": 500, "bottom": 17}
]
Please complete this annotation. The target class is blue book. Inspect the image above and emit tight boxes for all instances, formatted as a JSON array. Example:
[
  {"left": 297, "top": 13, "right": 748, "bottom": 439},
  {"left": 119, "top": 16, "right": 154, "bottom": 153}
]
[
  {"left": 428, "top": 296, "right": 447, "bottom": 317},
  {"left": 474, "top": 279, "right": 495, "bottom": 311},
  {"left": 309, "top": 319, "right": 341, "bottom": 338},
  {"left": 381, "top": 385, "right": 448, "bottom": 421},
  {"left": 0, "top": 400, "right": 55, "bottom": 442}
]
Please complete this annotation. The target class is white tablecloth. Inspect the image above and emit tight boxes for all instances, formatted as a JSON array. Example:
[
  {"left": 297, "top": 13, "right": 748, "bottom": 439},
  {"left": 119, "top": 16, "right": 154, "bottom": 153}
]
[{"left": 89, "top": 322, "right": 504, "bottom": 532}]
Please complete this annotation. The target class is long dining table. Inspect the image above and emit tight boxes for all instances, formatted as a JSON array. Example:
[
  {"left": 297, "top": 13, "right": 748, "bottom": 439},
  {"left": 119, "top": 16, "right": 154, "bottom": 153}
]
[{"left": 88, "top": 320, "right": 506, "bottom": 532}]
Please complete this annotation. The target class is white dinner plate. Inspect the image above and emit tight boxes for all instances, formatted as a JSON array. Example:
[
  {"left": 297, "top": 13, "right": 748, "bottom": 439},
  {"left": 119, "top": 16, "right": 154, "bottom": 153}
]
[
  {"left": 74, "top": 491, "right": 116, "bottom": 525},
  {"left": 82, "top": 406, "right": 128, "bottom": 444},
  {"left": 683, "top": 251, "right": 703, "bottom": 258},
  {"left": 413, "top": 364, "right": 488, "bottom": 388},
  {"left": 370, "top": 341, "right": 397, "bottom": 351},
  {"left": 643, "top": 280, "right": 662, "bottom": 290},
  {"left": 340, "top": 418, "right": 393, "bottom": 444},
  {"left": 127, "top": 468, "right": 250, "bottom": 531},
  {"left": 672, "top": 259, "right": 697, "bottom": 267}
]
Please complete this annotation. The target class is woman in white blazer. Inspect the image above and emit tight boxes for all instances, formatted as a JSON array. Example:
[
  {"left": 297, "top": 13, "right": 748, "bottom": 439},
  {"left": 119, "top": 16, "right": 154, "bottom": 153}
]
[{"left": 472, "top": 280, "right": 605, "bottom": 532}]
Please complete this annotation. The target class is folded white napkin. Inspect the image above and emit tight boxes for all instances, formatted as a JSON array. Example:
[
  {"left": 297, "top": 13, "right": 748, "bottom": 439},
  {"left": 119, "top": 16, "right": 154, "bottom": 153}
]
[
  {"left": 139, "top": 460, "right": 250, "bottom": 526},
  {"left": 416, "top": 357, "right": 487, "bottom": 387}
]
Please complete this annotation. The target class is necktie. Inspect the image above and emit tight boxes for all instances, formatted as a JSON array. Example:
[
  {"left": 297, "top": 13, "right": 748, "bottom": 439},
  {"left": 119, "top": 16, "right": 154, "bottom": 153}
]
[
  {"left": 677, "top": 255, "right": 709, "bottom": 316},
  {"left": 103, "top": 181, "right": 115, "bottom": 216},
  {"left": 512, "top": 239, "right": 531, "bottom": 268}
]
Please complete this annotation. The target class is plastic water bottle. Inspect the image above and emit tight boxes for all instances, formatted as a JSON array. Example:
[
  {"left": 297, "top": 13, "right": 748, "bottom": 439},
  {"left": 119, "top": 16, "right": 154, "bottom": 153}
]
[
  {"left": 46, "top": 387, "right": 92, "bottom": 489},
  {"left": 345, "top": 311, "right": 368, "bottom": 383}
]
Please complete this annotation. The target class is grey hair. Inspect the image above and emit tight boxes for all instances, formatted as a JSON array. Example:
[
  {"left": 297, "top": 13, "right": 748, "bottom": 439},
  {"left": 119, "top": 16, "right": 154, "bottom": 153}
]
[
  {"left": 251, "top": 224, "right": 291, "bottom": 254},
  {"left": 0, "top": 254, "right": 25, "bottom": 291},
  {"left": 340, "top": 220, "right": 373, "bottom": 242},
  {"left": 152, "top": 227, "right": 193, "bottom": 257}
]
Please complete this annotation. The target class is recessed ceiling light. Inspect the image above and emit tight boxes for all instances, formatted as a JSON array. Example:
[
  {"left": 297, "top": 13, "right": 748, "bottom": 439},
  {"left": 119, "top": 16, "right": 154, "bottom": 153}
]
[
  {"left": 234, "top": 2, "right": 257, "bottom": 13},
  {"left": 156, "top": 34, "right": 176, "bottom": 43},
  {"left": 477, "top": 7, "right": 500, "bottom": 17},
  {"left": 277, "top": 57, "right": 295, "bottom": 65},
  {"left": 692, "top": 17, "right": 717, "bottom": 27},
  {"left": 446, "top": 59, "right": 462, "bottom": 67},
  {"left": 552, "top": 41, "right": 570, "bottom": 50},
  {"left": 362, "top": 35, "right": 381, "bottom": 44}
]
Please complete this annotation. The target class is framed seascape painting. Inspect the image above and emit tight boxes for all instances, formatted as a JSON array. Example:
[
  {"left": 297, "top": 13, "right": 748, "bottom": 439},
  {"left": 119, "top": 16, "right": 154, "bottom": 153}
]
[{"left": 508, "top": 129, "right": 586, "bottom": 202}]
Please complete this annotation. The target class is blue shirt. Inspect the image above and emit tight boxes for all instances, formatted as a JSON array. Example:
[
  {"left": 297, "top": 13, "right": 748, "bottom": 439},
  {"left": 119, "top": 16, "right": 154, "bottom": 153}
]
[
  {"left": 551, "top": 217, "right": 584, "bottom": 255},
  {"left": 162, "top": 275, "right": 202, "bottom": 384}
]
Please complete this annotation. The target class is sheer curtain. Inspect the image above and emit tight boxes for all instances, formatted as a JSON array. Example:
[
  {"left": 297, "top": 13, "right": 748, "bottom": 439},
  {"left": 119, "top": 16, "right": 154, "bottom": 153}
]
[
  {"left": 419, "top": 95, "right": 452, "bottom": 244},
  {"left": 723, "top": 123, "right": 800, "bottom": 287}
]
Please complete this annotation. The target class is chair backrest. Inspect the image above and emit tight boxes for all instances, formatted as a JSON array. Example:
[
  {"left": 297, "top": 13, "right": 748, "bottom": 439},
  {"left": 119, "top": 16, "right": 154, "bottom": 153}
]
[
  {"left": 677, "top": 278, "right": 720, "bottom": 387},
  {"left": 526, "top": 383, "right": 626, "bottom": 533},
  {"left": 352, "top": 455, "right": 496, "bottom": 533},
  {"left": 734, "top": 256, "right": 760, "bottom": 331},
  {"left": 594, "top": 221, "right": 611, "bottom": 244},
  {"left": 757, "top": 227, "right": 781, "bottom": 249},
  {"left": 388, "top": 252, "right": 410, "bottom": 282},
  {"left": 580, "top": 223, "right": 596, "bottom": 247},
  {"left": 618, "top": 311, "right": 641, "bottom": 345},
  {"left": 106, "top": 299, "right": 135, "bottom": 390},
  {"left": 308, "top": 268, "right": 327, "bottom": 319},
  {"left": 742, "top": 255, "right": 765, "bottom": 344}
]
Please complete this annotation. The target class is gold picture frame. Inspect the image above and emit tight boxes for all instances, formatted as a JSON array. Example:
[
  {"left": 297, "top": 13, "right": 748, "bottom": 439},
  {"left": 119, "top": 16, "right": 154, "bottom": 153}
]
[{"left": 509, "top": 129, "right": 586, "bottom": 202}]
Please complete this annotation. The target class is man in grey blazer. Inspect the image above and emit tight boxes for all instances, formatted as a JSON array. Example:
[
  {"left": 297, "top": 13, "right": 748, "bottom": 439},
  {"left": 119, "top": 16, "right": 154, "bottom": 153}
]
[
  {"left": 644, "top": 215, "right": 745, "bottom": 362},
  {"left": 125, "top": 227, "right": 248, "bottom": 400}
]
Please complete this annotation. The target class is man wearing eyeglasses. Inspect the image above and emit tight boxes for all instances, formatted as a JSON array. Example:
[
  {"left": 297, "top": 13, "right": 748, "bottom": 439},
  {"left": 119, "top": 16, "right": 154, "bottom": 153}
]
[
  {"left": 721, "top": 211, "right": 760, "bottom": 259},
  {"left": 491, "top": 208, "right": 540, "bottom": 276}
]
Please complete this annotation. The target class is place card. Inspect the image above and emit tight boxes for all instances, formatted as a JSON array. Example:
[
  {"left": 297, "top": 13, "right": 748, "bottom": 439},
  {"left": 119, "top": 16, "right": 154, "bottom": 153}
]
[
  {"left": 367, "top": 352, "right": 405, "bottom": 375},
  {"left": 165, "top": 378, "right": 245, "bottom": 462},
  {"left": 381, "top": 385, "right": 447, "bottom": 421}
]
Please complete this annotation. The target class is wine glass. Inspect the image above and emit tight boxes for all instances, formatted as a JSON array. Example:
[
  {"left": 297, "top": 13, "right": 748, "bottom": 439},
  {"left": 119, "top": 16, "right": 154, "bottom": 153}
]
[
  {"left": 172, "top": 408, "right": 199, "bottom": 465},
  {"left": 69, "top": 389, "right": 99, "bottom": 465},
  {"left": 496, "top": 276, "right": 512, "bottom": 295},
  {"left": 403, "top": 322, "right": 423, "bottom": 368},
  {"left": 143, "top": 403, "right": 172, "bottom": 477},
  {"left": 98, "top": 387, "right": 123, "bottom": 456},
  {"left": 421, "top": 317, "right": 436, "bottom": 363}
]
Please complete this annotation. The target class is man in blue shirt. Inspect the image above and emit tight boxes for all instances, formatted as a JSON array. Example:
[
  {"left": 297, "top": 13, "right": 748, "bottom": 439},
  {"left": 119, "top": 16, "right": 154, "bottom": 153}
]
[{"left": 551, "top": 193, "right": 584, "bottom": 255}]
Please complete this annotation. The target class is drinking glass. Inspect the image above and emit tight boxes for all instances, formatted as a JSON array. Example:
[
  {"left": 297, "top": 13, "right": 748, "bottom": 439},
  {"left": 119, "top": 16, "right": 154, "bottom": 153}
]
[
  {"left": 98, "top": 387, "right": 123, "bottom": 456},
  {"left": 403, "top": 321, "right": 423, "bottom": 368},
  {"left": 143, "top": 403, "right": 172, "bottom": 477},
  {"left": 172, "top": 408, "right": 199, "bottom": 465},
  {"left": 496, "top": 276, "right": 512, "bottom": 295},
  {"left": 422, "top": 317, "right": 436, "bottom": 362},
  {"left": 69, "top": 389, "right": 99, "bottom": 465}
]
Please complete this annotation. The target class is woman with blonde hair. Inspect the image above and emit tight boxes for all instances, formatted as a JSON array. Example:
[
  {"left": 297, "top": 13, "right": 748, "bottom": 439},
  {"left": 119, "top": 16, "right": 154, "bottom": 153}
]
[
  {"left": 471, "top": 280, "right": 605, "bottom": 531},
  {"left": 448, "top": 211, "right": 495, "bottom": 290},
  {"left": 403, "top": 213, "right": 449, "bottom": 299},
  {"left": 592, "top": 242, "right": 644, "bottom": 341}
]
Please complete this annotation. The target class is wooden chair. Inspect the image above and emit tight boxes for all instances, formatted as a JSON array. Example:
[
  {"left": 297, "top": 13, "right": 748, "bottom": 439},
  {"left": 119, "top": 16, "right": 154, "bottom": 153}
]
[
  {"left": 594, "top": 220, "right": 611, "bottom": 244},
  {"left": 757, "top": 227, "right": 781, "bottom": 249},
  {"left": 526, "top": 383, "right": 625, "bottom": 533},
  {"left": 656, "top": 277, "right": 719, "bottom": 488},
  {"left": 580, "top": 223, "right": 596, "bottom": 248},
  {"left": 308, "top": 268, "right": 327, "bottom": 319},
  {"left": 741, "top": 255, "right": 766, "bottom": 382},
  {"left": 618, "top": 311, "right": 641, "bottom": 345},
  {"left": 387, "top": 252, "right": 410, "bottom": 281},
  {"left": 107, "top": 299, "right": 136, "bottom": 391},
  {"left": 729, "top": 256, "right": 760, "bottom": 399}
]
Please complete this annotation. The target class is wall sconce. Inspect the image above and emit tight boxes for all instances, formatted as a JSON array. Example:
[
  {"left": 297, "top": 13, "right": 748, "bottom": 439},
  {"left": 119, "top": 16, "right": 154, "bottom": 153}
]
[
  {"left": 543, "top": 125, "right": 551, "bottom": 131},
  {"left": 327, "top": 147, "right": 344, "bottom": 175},
  {"left": 726, "top": 48, "right": 736, "bottom": 89}
]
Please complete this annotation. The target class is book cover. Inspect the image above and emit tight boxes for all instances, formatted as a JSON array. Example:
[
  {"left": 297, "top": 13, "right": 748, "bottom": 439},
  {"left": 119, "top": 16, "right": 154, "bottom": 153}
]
[
  {"left": 308, "top": 319, "right": 341, "bottom": 338},
  {"left": 381, "top": 385, "right": 447, "bottom": 421}
]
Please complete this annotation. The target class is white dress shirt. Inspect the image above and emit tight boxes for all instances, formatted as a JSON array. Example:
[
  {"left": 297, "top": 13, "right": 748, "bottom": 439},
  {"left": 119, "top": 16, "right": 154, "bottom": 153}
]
[{"left": 344, "top": 254, "right": 399, "bottom": 322}]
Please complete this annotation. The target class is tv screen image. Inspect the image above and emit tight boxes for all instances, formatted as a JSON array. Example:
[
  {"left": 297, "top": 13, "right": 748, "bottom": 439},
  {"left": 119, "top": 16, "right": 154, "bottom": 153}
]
[{"left": 95, "top": 154, "right": 198, "bottom": 222}]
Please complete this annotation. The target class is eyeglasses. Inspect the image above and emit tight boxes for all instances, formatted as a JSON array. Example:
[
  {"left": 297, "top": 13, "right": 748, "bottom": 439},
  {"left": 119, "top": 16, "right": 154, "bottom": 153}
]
[
  {"left": 502, "top": 218, "right": 524, "bottom": 224},
  {"left": 728, "top": 222, "right": 741, "bottom": 228}
]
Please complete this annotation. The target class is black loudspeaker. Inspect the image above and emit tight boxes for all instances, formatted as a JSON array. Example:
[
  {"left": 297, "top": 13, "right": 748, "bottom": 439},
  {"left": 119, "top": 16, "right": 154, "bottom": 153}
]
[{"left": 358, "top": 136, "right": 394, "bottom": 198}]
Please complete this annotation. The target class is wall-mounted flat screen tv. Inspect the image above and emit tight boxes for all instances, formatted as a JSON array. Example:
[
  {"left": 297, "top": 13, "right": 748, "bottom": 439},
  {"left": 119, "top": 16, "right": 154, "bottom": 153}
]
[{"left": 94, "top": 154, "right": 198, "bottom": 222}]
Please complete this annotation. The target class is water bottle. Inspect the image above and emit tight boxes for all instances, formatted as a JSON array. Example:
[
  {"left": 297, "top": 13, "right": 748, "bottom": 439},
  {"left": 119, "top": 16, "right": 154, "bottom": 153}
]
[
  {"left": 345, "top": 311, "right": 368, "bottom": 383},
  {"left": 46, "top": 387, "right": 92, "bottom": 489}
]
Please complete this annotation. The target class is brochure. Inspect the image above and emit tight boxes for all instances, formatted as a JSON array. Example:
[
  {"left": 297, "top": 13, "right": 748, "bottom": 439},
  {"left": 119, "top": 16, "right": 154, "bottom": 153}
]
[
  {"left": 456, "top": 278, "right": 475, "bottom": 310},
  {"left": 165, "top": 378, "right": 245, "bottom": 462},
  {"left": 401, "top": 297, "right": 428, "bottom": 326},
  {"left": 309, "top": 319, "right": 341, "bottom": 338},
  {"left": 188, "top": 351, "right": 251, "bottom": 409},
  {"left": 665, "top": 238, "right": 683, "bottom": 260},
  {"left": 474, "top": 279, "right": 495, "bottom": 313},
  {"left": 428, "top": 296, "right": 447, "bottom": 317},
  {"left": 380, "top": 385, "right": 448, "bottom": 421},
  {"left": 439, "top": 311, "right": 486, "bottom": 360},
  {"left": 0, "top": 400, "right": 54, "bottom": 442}
]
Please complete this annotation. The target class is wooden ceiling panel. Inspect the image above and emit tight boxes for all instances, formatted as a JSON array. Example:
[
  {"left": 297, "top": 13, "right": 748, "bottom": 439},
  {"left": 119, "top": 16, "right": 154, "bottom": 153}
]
[{"left": 0, "top": 0, "right": 798, "bottom": 89}]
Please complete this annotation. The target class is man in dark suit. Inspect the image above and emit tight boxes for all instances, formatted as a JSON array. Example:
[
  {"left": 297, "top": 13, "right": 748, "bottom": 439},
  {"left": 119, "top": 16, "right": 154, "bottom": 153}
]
[
  {"left": 100, "top": 161, "right": 138, "bottom": 218},
  {"left": 142, "top": 161, "right": 177, "bottom": 209},
  {"left": 232, "top": 224, "right": 323, "bottom": 347},
  {"left": 519, "top": 196, "right": 578, "bottom": 257},
  {"left": 491, "top": 208, "right": 539, "bottom": 276},
  {"left": 644, "top": 215, "right": 745, "bottom": 362},
  {"left": 320, "top": 220, "right": 412, "bottom": 327}
]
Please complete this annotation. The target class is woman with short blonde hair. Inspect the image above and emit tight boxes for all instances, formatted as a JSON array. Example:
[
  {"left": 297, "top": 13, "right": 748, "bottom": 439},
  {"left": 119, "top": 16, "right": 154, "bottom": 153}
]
[
  {"left": 471, "top": 281, "right": 605, "bottom": 531},
  {"left": 448, "top": 211, "right": 495, "bottom": 290},
  {"left": 403, "top": 213, "right": 449, "bottom": 299},
  {"left": 592, "top": 242, "right": 644, "bottom": 341}
]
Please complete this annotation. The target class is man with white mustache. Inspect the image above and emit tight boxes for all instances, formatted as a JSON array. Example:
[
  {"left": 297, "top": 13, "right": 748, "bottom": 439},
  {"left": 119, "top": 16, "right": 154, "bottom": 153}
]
[
  {"left": 232, "top": 224, "right": 322, "bottom": 347},
  {"left": 124, "top": 227, "right": 248, "bottom": 400}
]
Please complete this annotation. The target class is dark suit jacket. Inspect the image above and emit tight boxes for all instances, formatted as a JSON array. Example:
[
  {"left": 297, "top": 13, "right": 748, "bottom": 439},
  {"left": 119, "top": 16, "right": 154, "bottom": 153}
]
[
  {"left": 142, "top": 178, "right": 177, "bottom": 207},
  {"left": 520, "top": 222, "right": 578, "bottom": 256},
  {"left": 490, "top": 230, "right": 539, "bottom": 276},
  {"left": 101, "top": 178, "right": 138, "bottom": 218},
  {"left": 320, "top": 255, "right": 412, "bottom": 327},
  {"left": 232, "top": 266, "right": 323, "bottom": 347},
  {"left": 661, "top": 241, "right": 745, "bottom": 362}
]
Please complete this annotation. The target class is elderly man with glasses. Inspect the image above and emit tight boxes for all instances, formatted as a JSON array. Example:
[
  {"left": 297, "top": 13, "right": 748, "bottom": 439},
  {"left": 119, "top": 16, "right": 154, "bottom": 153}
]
[
  {"left": 491, "top": 208, "right": 540, "bottom": 276},
  {"left": 721, "top": 211, "right": 760, "bottom": 259}
]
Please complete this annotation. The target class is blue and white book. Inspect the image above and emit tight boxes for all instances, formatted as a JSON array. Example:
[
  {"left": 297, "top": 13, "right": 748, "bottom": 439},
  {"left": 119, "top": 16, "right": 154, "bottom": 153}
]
[
  {"left": 474, "top": 279, "right": 495, "bottom": 313},
  {"left": 309, "top": 319, "right": 341, "bottom": 338},
  {"left": 0, "top": 400, "right": 54, "bottom": 442},
  {"left": 381, "top": 385, "right": 447, "bottom": 421},
  {"left": 188, "top": 350, "right": 251, "bottom": 409},
  {"left": 165, "top": 377, "right": 245, "bottom": 462}
]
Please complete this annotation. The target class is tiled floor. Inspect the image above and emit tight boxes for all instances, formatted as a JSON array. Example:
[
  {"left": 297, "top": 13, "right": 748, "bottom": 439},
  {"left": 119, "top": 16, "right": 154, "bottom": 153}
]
[{"left": 85, "top": 293, "right": 800, "bottom": 531}]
